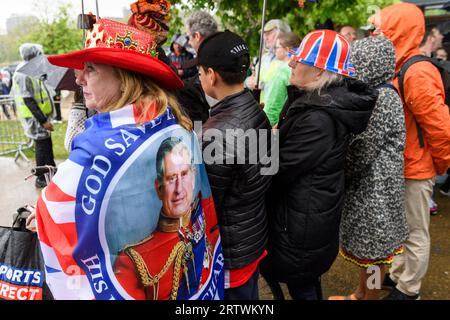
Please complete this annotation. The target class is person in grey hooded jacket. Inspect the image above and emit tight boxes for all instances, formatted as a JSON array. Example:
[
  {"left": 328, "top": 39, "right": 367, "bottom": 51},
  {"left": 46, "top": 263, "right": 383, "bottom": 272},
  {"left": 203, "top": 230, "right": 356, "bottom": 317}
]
[{"left": 329, "top": 36, "right": 409, "bottom": 300}]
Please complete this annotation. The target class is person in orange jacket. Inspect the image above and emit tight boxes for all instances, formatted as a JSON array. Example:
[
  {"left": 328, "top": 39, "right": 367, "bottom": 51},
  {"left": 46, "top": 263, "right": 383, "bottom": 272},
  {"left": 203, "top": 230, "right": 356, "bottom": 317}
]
[{"left": 369, "top": 2, "right": 450, "bottom": 300}]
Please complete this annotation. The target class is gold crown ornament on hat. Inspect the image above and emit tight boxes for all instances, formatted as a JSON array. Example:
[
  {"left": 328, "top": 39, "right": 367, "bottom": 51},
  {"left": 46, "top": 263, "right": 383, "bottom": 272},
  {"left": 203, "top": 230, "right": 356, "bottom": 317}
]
[
  {"left": 128, "top": 0, "right": 171, "bottom": 45},
  {"left": 47, "top": 1, "right": 183, "bottom": 90},
  {"left": 84, "top": 19, "right": 159, "bottom": 57}
]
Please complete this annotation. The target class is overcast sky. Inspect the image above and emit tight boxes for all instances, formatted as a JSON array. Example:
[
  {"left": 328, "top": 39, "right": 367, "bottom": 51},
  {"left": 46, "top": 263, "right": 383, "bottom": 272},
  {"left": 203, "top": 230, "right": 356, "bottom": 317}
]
[{"left": 0, "top": 0, "right": 133, "bottom": 34}]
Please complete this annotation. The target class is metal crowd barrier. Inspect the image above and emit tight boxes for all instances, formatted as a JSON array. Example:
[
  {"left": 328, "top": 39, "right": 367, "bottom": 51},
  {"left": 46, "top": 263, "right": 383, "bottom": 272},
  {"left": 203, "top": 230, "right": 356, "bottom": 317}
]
[{"left": 0, "top": 94, "right": 32, "bottom": 162}]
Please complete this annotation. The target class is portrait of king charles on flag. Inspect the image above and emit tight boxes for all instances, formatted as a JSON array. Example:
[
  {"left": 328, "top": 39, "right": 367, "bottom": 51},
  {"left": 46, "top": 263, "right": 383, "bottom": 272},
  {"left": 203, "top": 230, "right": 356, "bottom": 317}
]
[
  {"left": 113, "top": 135, "right": 223, "bottom": 300},
  {"left": 36, "top": 107, "right": 224, "bottom": 300}
]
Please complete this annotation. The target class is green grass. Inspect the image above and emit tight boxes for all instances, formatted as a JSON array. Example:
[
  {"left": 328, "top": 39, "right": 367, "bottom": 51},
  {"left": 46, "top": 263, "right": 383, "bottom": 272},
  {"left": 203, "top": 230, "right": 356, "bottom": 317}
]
[{"left": 0, "top": 120, "right": 69, "bottom": 160}]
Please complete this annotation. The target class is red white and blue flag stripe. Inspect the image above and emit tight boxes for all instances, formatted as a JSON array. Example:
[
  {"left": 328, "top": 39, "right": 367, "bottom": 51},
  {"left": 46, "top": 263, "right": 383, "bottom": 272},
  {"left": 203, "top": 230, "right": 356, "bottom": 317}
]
[
  {"left": 290, "top": 29, "right": 355, "bottom": 76},
  {"left": 35, "top": 105, "right": 224, "bottom": 300}
]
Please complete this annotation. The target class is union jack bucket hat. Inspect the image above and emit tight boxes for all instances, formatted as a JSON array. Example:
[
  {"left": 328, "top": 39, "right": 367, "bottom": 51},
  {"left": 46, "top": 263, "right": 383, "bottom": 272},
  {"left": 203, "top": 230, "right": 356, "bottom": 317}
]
[{"left": 289, "top": 29, "right": 355, "bottom": 76}]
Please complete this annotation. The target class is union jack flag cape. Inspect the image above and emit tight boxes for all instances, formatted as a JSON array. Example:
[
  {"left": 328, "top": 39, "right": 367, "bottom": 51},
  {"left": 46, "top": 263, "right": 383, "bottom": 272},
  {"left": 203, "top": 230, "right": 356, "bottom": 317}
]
[{"left": 35, "top": 105, "right": 224, "bottom": 300}]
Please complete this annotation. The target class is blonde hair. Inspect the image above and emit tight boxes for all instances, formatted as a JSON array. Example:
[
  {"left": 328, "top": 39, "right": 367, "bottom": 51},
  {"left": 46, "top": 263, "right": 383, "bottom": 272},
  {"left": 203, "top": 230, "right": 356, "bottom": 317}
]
[{"left": 102, "top": 68, "right": 192, "bottom": 131}]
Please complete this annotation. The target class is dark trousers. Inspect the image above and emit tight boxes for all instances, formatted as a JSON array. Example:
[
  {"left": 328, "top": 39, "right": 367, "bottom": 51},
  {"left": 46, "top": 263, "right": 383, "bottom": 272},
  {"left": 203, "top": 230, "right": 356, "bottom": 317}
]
[
  {"left": 1, "top": 104, "right": 11, "bottom": 119},
  {"left": 440, "top": 168, "right": 450, "bottom": 193},
  {"left": 224, "top": 268, "right": 260, "bottom": 300},
  {"left": 35, "top": 137, "right": 56, "bottom": 181},
  {"left": 260, "top": 269, "right": 285, "bottom": 300},
  {"left": 287, "top": 277, "right": 323, "bottom": 300},
  {"left": 54, "top": 102, "right": 62, "bottom": 121}
]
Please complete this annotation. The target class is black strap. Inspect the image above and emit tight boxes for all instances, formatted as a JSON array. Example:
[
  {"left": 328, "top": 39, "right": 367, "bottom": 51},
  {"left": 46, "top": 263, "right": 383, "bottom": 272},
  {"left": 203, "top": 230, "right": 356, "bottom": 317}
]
[
  {"left": 0, "top": 208, "right": 28, "bottom": 261},
  {"left": 397, "top": 55, "right": 434, "bottom": 100},
  {"left": 396, "top": 55, "right": 432, "bottom": 148},
  {"left": 415, "top": 122, "right": 425, "bottom": 148},
  {"left": 12, "top": 206, "right": 32, "bottom": 231},
  {"left": 11, "top": 211, "right": 22, "bottom": 229},
  {"left": 38, "top": 79, "right": 44, "bottom": 104}
]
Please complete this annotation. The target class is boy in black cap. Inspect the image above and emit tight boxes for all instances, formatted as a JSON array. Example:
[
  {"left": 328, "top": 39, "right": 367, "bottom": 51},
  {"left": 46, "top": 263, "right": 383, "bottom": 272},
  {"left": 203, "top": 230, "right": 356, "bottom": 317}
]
[{"left": 197, "top": 30, "right": 272, "bottom": 300}]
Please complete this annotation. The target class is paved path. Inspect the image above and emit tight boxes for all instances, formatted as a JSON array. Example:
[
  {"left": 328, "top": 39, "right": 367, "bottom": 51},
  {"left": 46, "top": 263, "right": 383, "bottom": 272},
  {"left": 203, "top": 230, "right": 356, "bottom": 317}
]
[
  {"left": 1, "top": 156, "right": 449, "bottom": 300},
  {"left": 258, "top": 190, "right": 450, "bottom": 300},
  {"left": 0, "top": 157, "right": 41, "bottom": 227}
]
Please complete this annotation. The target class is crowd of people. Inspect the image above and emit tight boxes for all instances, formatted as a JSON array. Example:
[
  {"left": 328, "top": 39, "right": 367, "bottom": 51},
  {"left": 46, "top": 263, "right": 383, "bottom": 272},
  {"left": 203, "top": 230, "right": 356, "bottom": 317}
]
[{"left": 8, "top": 0, "right": 450, "bottom": 301}]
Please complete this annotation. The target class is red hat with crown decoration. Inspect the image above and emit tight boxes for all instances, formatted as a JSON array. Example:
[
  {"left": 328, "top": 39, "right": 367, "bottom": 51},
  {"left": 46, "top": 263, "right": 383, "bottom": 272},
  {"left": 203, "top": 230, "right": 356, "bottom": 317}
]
[{"left": 48, "top": 1, "right": 182, "bottom": 90}]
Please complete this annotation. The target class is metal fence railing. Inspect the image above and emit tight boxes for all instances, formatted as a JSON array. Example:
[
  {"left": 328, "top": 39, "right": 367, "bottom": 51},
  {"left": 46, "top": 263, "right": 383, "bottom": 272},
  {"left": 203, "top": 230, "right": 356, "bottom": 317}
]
[{"left": 0, "top": 95, "right": 32, "bottom": 162}]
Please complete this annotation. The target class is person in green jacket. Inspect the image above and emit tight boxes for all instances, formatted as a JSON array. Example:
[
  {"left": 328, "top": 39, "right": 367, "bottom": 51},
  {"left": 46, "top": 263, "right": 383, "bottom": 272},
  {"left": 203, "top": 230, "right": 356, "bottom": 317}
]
[
  {"left": 245, "top": 19, "right": 291, "bottom": 103},
  {"left": 263, "top": 32, "right": 301, "bottom": 127}
]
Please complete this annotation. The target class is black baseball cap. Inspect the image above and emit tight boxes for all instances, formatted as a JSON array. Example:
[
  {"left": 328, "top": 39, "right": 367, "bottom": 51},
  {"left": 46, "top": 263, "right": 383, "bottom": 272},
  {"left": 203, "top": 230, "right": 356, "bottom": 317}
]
[{"left": 197, "top": 30, "right": 250, "bottom": 73}]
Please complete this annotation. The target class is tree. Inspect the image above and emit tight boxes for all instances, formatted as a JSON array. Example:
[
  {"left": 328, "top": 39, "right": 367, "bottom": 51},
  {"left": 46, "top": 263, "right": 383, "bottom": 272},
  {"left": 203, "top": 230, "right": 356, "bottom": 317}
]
[
  {"left": 0, "top": 16, "right": 40, "bottom": 64},
  {"left": 169, "top": 0, "right": 399, "bottom": 56},
  {"left": 19, "top": 4, "right": 83, "bottom": 55},
  {"left": 0, "top": 0, "right": 400, "bottom": 64}
]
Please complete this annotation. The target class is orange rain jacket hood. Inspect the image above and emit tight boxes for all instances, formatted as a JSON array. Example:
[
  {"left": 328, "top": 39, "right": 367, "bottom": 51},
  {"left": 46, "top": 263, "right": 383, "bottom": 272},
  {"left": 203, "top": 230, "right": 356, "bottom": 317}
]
[{"left": 379, "top": 3, "right": 450, "bottom": 179}]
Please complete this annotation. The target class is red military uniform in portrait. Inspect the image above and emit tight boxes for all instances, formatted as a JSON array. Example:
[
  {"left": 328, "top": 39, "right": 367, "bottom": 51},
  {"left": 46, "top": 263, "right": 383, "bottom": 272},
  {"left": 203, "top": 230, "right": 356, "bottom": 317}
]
[{"left": 113, "top": 195, "right": 219, "bottom": 300}]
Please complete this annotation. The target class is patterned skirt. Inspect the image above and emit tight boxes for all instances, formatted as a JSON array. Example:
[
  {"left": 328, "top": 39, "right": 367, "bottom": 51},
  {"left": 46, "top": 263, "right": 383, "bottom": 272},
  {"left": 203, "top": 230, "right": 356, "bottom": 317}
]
[{"left": 340, "top": 246, "right": 404, "bottom": 268}]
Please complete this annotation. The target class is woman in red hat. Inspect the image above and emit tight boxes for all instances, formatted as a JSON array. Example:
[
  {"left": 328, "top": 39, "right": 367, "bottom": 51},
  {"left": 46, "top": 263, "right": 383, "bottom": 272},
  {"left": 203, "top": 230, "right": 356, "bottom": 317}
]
[
  {"left": 25, "top": 2, "right": 224, "bottom": 300},
  {"left": 260, "top": 29, "right": 378, "bottom": 300}
]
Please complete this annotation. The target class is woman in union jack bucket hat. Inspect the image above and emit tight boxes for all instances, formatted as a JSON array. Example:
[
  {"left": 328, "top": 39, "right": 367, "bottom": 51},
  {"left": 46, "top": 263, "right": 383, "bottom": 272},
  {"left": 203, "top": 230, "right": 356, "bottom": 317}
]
[
  {"left": 287, "top": 29, "right": 356, "bottom": 89},
  {"left": 260, "top": 29, "right": 379, "bottom": 300}
]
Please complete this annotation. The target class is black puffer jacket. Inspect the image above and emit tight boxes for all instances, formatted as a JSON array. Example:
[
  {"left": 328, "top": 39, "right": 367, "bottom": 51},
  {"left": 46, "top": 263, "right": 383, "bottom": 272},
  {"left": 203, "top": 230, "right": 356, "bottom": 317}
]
[
  {"left": 261, "top": 78, "right": 377, "bottom": 285},
  {"left": 173, "top": 74, "right": 210, "bottom": 123},
  {"left": 201, "top": 89, "right": 272, "bottom": 269}
]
